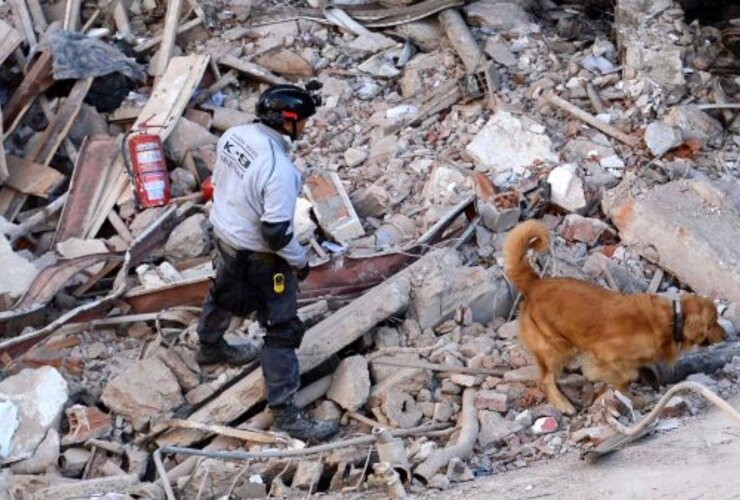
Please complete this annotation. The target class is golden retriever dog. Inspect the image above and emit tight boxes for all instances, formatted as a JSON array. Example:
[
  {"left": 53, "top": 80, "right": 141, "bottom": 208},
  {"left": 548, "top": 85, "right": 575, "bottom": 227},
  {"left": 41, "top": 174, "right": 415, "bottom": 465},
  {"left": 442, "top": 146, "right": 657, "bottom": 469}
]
[{"left": 503, "top": 220, "right": 725, "bottom": 414}]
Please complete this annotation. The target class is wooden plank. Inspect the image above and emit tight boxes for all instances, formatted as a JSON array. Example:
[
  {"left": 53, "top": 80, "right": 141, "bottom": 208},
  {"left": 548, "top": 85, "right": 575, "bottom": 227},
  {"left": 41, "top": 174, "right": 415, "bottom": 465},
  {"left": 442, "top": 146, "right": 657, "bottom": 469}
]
[
  {"left": 26, "top": 0, "right": 48, "bottom": 34},
  {"left": 109, "top": 105, "right": 144, "bottom": 124},
  {"left": 4, "top": 156, "right": 66, "bottom": 198},
  {"left": 87, "top": 165, "right": 128, "bottom": 239},
  {"left": 218, "top": 54, "right": 288, "bottom": 85},
  {"left": 55, "top": 136, "right": 118, "bottom": 243},
  {"left": 0, "top": 78, "right": 92, "bottom": 220},
  {"left": 32, "top": 78, "right": 93, "bottom": 166},
  {"left": 149, "top": 0, "right": 184, "bottom": 77},
  {"left": 113, "top": 2, "right": 133, "bottom": 41},
  {"left": 0, "top": 106, "right": 7, "bottom": 184},
  {"left": 63, "top": 0, "right": 81, "bottom": 31},
  {"left": 39, "top": 96, "right": 78, "bottom": 164},
  {"left": 0, "top": 20, "right": 24, "bottom": 67},
  {"left": 134, "top": 17, "right": 201, "bottom": 53},
  {"left": 9, "top": 0, "right": 37, "bottom": 48},
  {"left": 2, "top": 51, "right": 54, "bottom": 135},
  {"left": 134, "top": 55, "right": 210, "bottom": 141}
]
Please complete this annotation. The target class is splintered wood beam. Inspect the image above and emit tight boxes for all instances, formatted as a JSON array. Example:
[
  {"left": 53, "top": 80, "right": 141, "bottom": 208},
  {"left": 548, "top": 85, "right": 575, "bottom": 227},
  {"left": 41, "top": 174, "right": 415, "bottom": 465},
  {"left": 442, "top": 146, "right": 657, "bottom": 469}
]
[
  {"left": 2, "top": 51, "right": 54, "bottom": 136},
  {"left": 0, "top": 20, "right": 24, "bottom": 67},
  {"left": 9, "top": 0, "right": 37, "bottom": 48},
  {"left": 63, "top": 0, "right": 82, "bottom": 31},
  {"left": 0, "top": 78, "right": 93, "bottom": 220},
  {"left": 134, "top": 17, "right": 201, "bottom": 53},
  {"left": 26, "top": 0, "right": 48, "bottom": 34},
  {"left": 149, "top": 0, "right": 184, "bottom": 77},
  {"left": 0, "top": 106, "right": 7, "bottom": 184}
]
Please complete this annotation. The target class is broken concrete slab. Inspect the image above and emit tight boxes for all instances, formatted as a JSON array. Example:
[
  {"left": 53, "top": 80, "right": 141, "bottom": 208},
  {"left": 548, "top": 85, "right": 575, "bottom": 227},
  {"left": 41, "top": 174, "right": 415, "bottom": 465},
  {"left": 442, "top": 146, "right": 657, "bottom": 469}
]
[
  {"left": 464, "top": 1, "right": 539, "bottom": 35},
  {"left": 644, "top": 122, "right": 682, "bottom": 156},
  {"left": 485, "top": 39, "right": 517, "bottom": 67},
  {"left": 327, "top": 355, "right": 370, "bottom": 411},
  {"left": 603, "top": 178, "right": 740, "bottom": 302},
  {"left": 0, "top": 233, "right": 39, "bottom": 310},
  {"left": 165, "top": 117, "right": 218, "bottom": 164},
  {"left": 466, "top": 111, "right": 557, "bottom": 174},
  {"left": 304, "top": 171, "right": 365, "bottom": 243},
  {"left": 255, "top": 48, "right": 313, "bottom": 77},
  {"left": 664, "top": 105, "right": 724, "bottom": 144},
  {"left": 55, "top": 238, "right": 110, "bottom": 276},
  {"left": 101, "top": 357, "right": 184, "bottom": 431},
  {"left": 10, "top": 428, "right": 59, "bottom": 475},
  {"left": 478, "top": 410, "right": 521, "bottom": 448},
  {"left": 410, "top": 250, "right": 510, "bottom": 329},
  {"left": 560, "top": 214, "right": 613, "bottom": 245},
  {"left": 547, "top": 164, "right": 588, "bottom": 213},
  {"left": 163, "top": 213, "right": 212, "bottom": 261},
  {"left": 0, "top": 367, "right": 68, "bottom": 464}
]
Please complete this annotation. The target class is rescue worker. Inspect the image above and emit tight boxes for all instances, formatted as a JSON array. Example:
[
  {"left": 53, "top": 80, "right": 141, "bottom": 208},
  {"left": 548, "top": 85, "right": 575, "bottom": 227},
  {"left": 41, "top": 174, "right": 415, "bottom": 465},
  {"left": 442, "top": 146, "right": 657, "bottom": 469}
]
[{"left": 196, "top": 84, "right": 338, "bottom": 441}]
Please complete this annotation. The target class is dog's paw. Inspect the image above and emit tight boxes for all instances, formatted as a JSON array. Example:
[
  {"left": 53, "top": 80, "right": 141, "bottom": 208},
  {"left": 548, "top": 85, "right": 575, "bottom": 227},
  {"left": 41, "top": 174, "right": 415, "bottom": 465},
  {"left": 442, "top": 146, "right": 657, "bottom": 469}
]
[{"left": 555, "top": 400, "right": 577, "bottom": 416}]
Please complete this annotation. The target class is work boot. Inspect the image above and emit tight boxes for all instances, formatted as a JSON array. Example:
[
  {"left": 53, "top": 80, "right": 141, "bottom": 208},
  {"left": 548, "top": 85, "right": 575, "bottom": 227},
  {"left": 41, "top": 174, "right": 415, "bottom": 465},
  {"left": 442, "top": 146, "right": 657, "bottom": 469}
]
[
  {"left": 271, "top": 399, "right": 339, "bottom": 441},
  {"left": 197, "top": 339, "right": 259, "bottom": 366}
]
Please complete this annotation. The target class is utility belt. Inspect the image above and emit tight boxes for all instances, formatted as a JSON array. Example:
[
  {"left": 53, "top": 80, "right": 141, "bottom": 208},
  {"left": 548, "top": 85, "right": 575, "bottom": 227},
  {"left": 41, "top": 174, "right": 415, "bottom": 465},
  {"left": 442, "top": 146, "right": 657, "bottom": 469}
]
[{"left": 214, "top": 234, "right": 278, "bottom": 266}]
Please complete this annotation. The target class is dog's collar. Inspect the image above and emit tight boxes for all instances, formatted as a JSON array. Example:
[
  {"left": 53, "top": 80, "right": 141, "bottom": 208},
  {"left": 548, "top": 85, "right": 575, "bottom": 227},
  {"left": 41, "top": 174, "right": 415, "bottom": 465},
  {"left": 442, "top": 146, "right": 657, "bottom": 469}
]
[{"left": 672, "top": 299, "right": 684, "bottom": 343}]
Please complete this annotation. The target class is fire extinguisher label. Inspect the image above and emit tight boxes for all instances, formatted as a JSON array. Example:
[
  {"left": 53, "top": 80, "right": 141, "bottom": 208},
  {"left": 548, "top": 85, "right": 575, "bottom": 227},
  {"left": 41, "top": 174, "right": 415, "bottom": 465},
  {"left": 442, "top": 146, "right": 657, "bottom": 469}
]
[
  {"left": 142, "top": 178, "right": 166, "bottom": 200},
  {"left": 136, "top": 149, "right": 163, "bottom": 163}
]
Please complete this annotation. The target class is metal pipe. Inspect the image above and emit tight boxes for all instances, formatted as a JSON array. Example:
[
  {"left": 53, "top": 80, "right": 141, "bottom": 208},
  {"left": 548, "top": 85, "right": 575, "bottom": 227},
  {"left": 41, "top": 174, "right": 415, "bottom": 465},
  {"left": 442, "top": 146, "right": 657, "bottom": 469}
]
[
  {"left": 153, "top": 449, "right": 176, "bottom": 500},
  {"left": 639, "top": 343, "right": 740, "bottom": 388},
  {"left": 413, "top": 389, "right": 479, "bottom": 484},
  {"left": 158, "top": 423, "right": 450, "bottom": 461}
]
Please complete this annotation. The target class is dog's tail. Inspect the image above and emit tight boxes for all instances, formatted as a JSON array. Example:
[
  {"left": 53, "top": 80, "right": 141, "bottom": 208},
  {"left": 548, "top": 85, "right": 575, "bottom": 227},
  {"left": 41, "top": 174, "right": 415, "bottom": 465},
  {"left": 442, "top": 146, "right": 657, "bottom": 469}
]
[{"left": 503, "top": 220, "right": 550, "bottom": 295}]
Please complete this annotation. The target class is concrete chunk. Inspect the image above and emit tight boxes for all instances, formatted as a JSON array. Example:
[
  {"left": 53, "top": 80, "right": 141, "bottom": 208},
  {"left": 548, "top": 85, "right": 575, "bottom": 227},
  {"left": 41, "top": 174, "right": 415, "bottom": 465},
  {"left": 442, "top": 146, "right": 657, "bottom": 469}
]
[
  {"left": 664, "top": 105, "right": 723, "bottom": 143},
  {"left": 0, "top": 234, "right": 39, "bottom": 310},
  {"left": 165, "top": 117, "right": 217, "bottom": 163},
  {"left": 547, "top": 164, "right": 587, "bottom": 213},
  {"left": 478, "top": 410, "right": 522, "bottom": 448},
  {"left": 327, "top": 355, "right": 370, "bottom": 411},
  {"left": 561, "top": 214, "right": 612, "bottom": 245},
  {"left": 644, "top": 122, "right": 683, "bottom": 156},
  {"left": 101, "top": 357, "right": 184, "bottom": 431},
  {"left": 464, "top": 1, "right": 539, "bottom": 34},
  {"left": 0, "top": 367, "right": 68, "bottom": 464},
  {"left": 466, "top": 111, "right": 557, "bottom": 173},
  {"left": 603, "top": 179, "right": 740, "bottom": 302},
  {"left": 304, "top": 172, "right": 365, "bottom": 243},
  {"left": 410, "top": 251, "right": 510, "bottom": 329},
  {"left": 164, "top": 213, "right": 212, "bottom": 261}
]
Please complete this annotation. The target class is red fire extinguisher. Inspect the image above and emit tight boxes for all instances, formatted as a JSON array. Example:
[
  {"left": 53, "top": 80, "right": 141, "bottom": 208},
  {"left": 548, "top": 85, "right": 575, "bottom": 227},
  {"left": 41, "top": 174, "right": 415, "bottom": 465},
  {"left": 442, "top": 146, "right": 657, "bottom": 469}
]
[{"left": 123, "top": 116, "right": 171, "bottom": 209}]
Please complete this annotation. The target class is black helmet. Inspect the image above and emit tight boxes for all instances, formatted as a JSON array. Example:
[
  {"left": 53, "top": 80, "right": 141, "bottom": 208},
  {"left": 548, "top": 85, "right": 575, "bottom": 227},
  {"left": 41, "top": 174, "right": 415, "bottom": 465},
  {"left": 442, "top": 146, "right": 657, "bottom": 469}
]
[{"left": 256, "top": 84, "right": 322, "bottom": 138}]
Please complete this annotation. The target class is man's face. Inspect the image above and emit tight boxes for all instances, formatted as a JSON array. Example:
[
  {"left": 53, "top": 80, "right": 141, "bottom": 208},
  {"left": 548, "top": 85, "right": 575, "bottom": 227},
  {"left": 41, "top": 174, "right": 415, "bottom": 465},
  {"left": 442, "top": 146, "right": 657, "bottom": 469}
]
[
  {"left": 283, "top": 118, "right": 307, "bottom": 140},
  {"left": 294, "top": 119, "right": 307, "bottom": 138}
]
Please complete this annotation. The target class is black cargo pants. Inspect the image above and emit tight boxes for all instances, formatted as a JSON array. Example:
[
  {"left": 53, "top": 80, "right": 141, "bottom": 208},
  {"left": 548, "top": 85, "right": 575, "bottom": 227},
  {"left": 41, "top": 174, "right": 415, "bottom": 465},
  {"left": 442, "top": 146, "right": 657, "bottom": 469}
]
[{"left": 197, "top": 238, "right": 305, "bottom": 406}]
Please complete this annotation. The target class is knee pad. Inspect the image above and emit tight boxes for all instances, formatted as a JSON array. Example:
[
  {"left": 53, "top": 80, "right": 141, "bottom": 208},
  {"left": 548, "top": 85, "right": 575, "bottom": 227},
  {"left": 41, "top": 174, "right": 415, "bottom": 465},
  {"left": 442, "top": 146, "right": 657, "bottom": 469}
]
[{"left": 263, "top": 318, "right": 306, "bottom": 349}]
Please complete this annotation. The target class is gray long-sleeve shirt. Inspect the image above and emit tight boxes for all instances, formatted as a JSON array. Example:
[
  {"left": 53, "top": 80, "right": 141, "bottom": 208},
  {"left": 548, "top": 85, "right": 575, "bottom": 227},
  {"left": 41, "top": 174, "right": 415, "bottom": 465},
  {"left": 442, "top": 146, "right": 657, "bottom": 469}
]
[{"left": 209, "top": 123, "right": 308, "bottom": 268}]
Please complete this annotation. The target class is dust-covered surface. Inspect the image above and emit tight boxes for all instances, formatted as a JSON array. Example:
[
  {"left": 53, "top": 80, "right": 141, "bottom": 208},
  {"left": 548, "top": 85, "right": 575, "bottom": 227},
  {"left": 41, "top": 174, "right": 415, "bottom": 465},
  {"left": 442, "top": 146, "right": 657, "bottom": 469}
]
[{"left": 1, "top": 0, "right": 740, "bottom": 497}]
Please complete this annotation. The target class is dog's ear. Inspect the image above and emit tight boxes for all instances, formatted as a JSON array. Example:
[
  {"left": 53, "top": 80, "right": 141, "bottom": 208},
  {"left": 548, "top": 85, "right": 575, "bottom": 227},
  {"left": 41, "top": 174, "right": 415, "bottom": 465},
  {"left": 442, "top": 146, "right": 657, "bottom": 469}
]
[{"left": 682, "top": 296, "right": 722, "bottom": 346}]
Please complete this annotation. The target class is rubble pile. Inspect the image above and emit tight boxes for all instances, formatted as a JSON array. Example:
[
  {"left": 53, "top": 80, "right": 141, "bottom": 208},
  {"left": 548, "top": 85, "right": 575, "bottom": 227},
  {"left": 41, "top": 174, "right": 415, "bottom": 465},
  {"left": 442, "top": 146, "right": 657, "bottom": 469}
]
[{"left": 1, "top": 0, "right": 740, "bottom": 497}]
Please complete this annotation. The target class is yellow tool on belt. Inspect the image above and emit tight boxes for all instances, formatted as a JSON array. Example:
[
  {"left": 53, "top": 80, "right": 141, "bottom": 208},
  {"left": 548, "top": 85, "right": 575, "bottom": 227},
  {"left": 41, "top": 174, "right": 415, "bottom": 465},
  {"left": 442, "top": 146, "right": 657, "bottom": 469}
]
[{"left": 273, "top": 273, "right": 285, "bottom": 293}]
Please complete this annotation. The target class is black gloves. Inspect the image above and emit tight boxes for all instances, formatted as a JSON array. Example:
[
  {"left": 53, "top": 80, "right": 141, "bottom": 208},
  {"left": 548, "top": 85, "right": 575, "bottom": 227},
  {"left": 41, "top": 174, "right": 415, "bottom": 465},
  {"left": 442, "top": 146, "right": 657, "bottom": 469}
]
[{"left": 296, "top": 264, "right": 310, "bottom": 281}]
